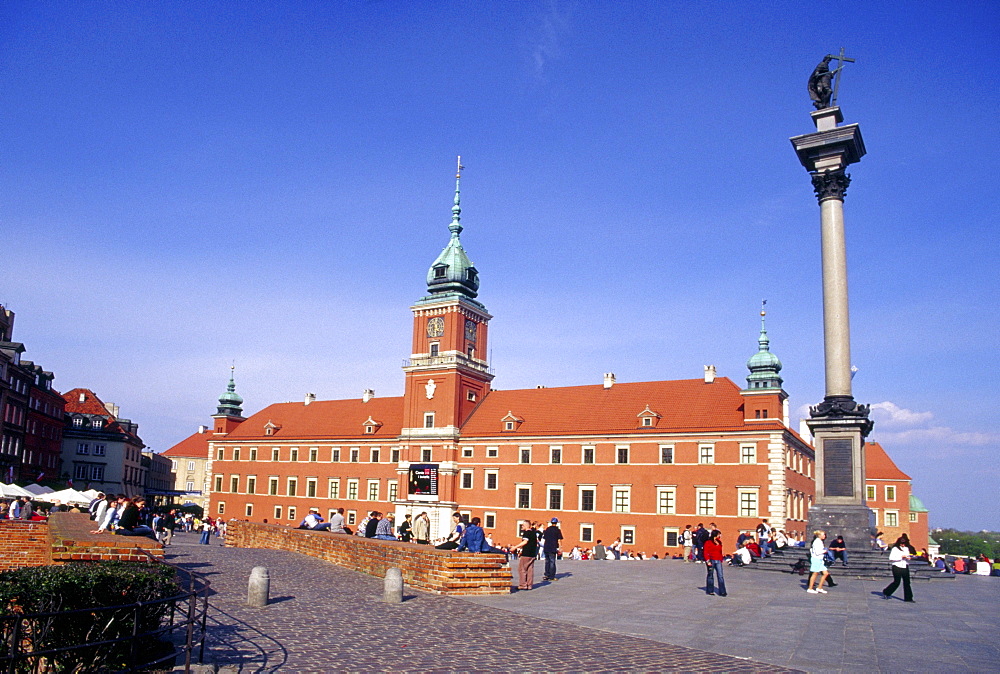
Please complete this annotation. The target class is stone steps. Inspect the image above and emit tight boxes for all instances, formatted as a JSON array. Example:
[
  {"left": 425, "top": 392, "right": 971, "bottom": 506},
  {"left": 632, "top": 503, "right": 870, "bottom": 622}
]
[{"left": 734, "top": 548, "right": 953, "bottom": 580}]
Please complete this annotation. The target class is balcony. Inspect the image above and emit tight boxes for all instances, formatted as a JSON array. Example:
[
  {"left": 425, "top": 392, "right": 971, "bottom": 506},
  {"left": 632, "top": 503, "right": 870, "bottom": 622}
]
[{"left": 402, "top": 353, "right": 494, "bottom": 376}]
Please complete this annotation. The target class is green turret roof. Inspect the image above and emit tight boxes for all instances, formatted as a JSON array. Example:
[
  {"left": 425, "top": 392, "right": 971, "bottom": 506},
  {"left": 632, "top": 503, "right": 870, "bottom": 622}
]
[
  {"left": 746, "top": 308, "right": 783, "bottom": 390},
  {"left": 909, "top": 494, "right": 929, "bottom": 513},
  {"left": 216, "top": 368, "right": 244, "bottom": 418},
  {"left": 419, "top": 159, "right": 482, "bottom": 305}
]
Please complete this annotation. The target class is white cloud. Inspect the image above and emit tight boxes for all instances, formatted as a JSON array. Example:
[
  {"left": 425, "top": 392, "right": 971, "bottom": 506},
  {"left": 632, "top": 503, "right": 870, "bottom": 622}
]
[
  {"left": 874, "top": 427, "right": 998, "bottom": 447},
  {"left": 870, "top": 401, "right": 934, "bottom": 427}
]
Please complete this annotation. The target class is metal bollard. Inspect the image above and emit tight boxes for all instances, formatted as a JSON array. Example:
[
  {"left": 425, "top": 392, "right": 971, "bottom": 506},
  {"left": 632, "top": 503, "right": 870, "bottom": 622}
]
[
  {"left": 383, "top": 567, "right": 403, "bottom": 604},
  {"left": 248, "top": 566, "right": 270, "bottom": 608}
]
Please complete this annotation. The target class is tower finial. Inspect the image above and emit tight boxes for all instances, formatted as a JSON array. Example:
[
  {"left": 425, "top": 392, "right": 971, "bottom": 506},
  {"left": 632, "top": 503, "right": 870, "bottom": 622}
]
[{"left": 450, "top": 156, "right": 464, "bottom": 236}]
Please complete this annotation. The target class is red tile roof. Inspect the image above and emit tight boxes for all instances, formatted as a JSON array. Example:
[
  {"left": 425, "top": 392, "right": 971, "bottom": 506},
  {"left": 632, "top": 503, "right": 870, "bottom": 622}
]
[
  {"left": 866, "top": 442, "right": 910, "bottom": 481},
  {"left": 161, "top": 430, "right": 211, "bottom": 459},
  {"left": 62, "top": 387, "right": 142, "bottom": 445},
  {"left": 462, "top": 377, "right": 774, "bottom": 437},
  {"left": 225, "top": 396, "right": 405, "bottom": 440}
]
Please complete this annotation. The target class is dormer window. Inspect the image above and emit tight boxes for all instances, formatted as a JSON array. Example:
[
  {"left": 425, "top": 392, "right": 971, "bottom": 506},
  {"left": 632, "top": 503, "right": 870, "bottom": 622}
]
[
  {"left": 433, "top": 265, "right": 447, "bottom": 279},
  {"left": 93, "top": 419, "right": 103, "bottom": 429},
  {"left": 72, "top": 417, "right": 83, "bottom": 427},
  {"left": 636, "top": 405, "right": 662, "bottom": 428},
  {"left": 467, "top": 269, "right": 477, "bottom": 283},
  {"left": 363, "top": 416, "right": 382, "bottom": 435},
  {"left": 501, "top": 411, "right": 523, "bottom": 432},
  {"left": 264, "top": 420, "right": 280, "bottom": 436}
]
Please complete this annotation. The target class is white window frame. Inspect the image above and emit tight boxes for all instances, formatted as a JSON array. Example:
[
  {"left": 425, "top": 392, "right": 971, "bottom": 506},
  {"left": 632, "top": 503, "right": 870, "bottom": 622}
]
[
  {"left": 885, "top": 485, "right": 896, "bottom": 502},
  {"left": 659, "top": 445, "right": 674, "bottom": 464},
  {"left": 578, "top": 485, "right": 597, "bottom": 512},
  {"left": 486, "top": 446, "right": 499, "bottom": 458},
  {"left": 580, "top": 523, "right": 594, "bottom": 543},
  {"left": 582, "top": 445, "right": 595, "bottom": 464},
  {"left": 656, "top": 486, "right": 676, "bottom": 515},
  {"left": 484, "top": 469, "right": 498, "bottom": 490},
  {"left": 549, "top": 445, "right": 562, "bottom": 464},
  {"left": 696, "top": 487, "right": 717, "bottom": 516},
  {"left": 462, "top": 446, "right": 474, "bottom": 458},
  {"left": 738, "top": 488, "right": 759, "bottom": 518},
  {"left": 424, "top": 412, "right": 435, "bottom": 428},
  {"left": 547, "top": 485, "right": 563, "bottom": 511},
  {"left": 367, "top": 479, "right": 380, "bottom": 501},
  {"left": 663, "top": 527, "right": 680, "bottom": 547},
  {"left": 288, "top": 506, "right": 296, "bottom": 521},
  {"left": 519, "top": 446, "right": 531, "bottom": 464},
  {"left": 616, "top": 444, "right": 629, "bottom": 464},
  {"left": 388, "top": 480, "right": 398, "bottom": 502},
  {"left": 515, "top": 483, "right": 532, "bottom": 509},
  {"left": 866, "top": 484, "right": 876, "bottom": 501},
  {"left": 347, "top": 479, "right": 359, "bottom": 500},
  {"left": 613, "top": 486, "right": 631, "bottom": 513},
  {"left": 740, "top": 444, "right": 756, "bottom": 464},
  {"left": 699, "top": 444, "right": 715, "bottom": 464},
  {"left": 621, "top": 525, "right": 636, "bottom": 545},
  {"left": 884, "top": 510, "right": 899, "bottom": 528},
  {"left": 484, "top": 511, "right": 496, "bottom": 529},
  {"left": 460, "top": 469, "right": 474, "bottom": 490},
  {"left": 329, "top": 479, "right": 340, "bottom": 499},
  {"left": 306, "top": 478, "right": 318, "bottom": 498},
  {"left": 274, "top": 505, "right": 282, "bottom": 520}
]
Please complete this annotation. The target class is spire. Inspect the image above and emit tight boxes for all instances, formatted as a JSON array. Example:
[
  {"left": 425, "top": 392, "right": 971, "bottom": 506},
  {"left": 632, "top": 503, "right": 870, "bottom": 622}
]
[
  {"left": 449, "top": 156, "right": 463, "bottom": 236},
  {"left": 746, "top": 301, "right": 783, "bottom": 390},
  {"left": 422, "top": 157, "right": 481, "bottom": 302},
  {"left": 216, "top": 365, "right": 244, "bottom": 418}
]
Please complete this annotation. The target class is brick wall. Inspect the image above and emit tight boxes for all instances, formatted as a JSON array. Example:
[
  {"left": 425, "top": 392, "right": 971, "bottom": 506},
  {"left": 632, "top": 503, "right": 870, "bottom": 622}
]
[
  {"left": 227, "top": 520, "right": 511, "bottom": 595},
  {"left": 0, "top": 520, "right": 52, "bottom": 571},
  {"left": 48, "top": 513, "right": 164, "bottom": 563},
  {"left": 0, "top": 513, "right": 164, "bottom": 571}
]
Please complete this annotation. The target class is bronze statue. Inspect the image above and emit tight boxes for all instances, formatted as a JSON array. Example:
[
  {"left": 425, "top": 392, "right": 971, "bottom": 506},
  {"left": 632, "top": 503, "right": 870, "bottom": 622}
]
[{"left": 808, "top": 56, "right": 834, "bottom": 110}]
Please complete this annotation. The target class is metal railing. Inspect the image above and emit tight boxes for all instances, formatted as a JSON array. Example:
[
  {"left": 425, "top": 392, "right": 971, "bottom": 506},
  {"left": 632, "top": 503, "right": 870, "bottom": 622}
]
[{"left": 0, "top": 553, "right": 210, "bottom": 673}]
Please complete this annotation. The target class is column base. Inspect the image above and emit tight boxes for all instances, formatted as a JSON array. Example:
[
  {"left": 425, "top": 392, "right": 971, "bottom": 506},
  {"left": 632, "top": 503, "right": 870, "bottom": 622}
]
[{"left": 807, "top": 504, "right": 874, "bottom": 553}]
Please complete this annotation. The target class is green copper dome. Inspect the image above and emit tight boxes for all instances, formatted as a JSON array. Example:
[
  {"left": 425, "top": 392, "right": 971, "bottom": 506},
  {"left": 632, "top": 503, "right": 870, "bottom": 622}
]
[
  {"left": 746, "top": 310, "right": 783, "bottom": 390},
  {"left": 217, "top": 369, "right": 244, "bottom": 417},
  {"left": 424, "top": 164, "right": 480, "bottom": 300},
  {"left": 909, "top": 494, "right": 928, "bottom": 513}
]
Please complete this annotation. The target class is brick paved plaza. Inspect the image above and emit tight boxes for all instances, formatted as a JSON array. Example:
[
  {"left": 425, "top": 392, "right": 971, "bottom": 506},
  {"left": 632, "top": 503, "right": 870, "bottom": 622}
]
[{"left": 167, "top": 532, "right": 999, "bottom": 673}]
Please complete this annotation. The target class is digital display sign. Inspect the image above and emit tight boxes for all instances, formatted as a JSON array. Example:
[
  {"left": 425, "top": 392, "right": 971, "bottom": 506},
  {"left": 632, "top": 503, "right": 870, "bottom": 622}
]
[{"left": 408, "top": 463, "right": 439, "bottom": 496}]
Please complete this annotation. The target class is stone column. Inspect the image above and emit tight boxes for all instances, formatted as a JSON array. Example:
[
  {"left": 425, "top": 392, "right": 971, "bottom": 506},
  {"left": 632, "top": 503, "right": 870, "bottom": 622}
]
[{"left": 791, "top": 106, "right": 875, "bottom": 552}]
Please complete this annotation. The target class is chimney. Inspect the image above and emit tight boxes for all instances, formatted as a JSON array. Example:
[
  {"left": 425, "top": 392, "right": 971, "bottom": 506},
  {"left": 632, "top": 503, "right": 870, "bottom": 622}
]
[
  {"left": 103, "top": 402, "right": 120, "bottom": 418},
  {"left": 304, "top": 393, "right": 316, "bottom": 406},
  {"left": 198, "top": 425, "right": 207, "bottom": 434},
  {"left": 78, "top": 392, "right": 85, "bottom": 403},
  {"left": 704, "top": 365, "right": 716, "bottom": 383},
  {"left": 603, "top": 373, "right": 616, "bottom": 389},
  {"left": 362, "top": 389, "right": 374, "bottom": 403},
  {"left": 799, "top": 418, "right": 812, "bottom": 441}
]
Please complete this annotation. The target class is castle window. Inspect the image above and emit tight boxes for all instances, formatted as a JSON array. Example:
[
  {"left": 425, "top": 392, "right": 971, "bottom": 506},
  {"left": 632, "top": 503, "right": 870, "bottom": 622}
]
[
  {"left": 462, "top": 446, "right": 473, "bottom": 458},
  {"left": 642, "top": 417, "right": 652, "bottom": 426},
  {"left": 583, "top": 446, "right": 595, "bottom": 464},
  {"left": 430, "top": 343, "right": 439, "bottom": 357},
  {"left": 467, "top": 390, "right": 477, "bottom": 402},
  {"left": 520, "top": 447, "right": 531, "bottom": 464},
  {"left": 885, "top": 486, "right": 896, "bottom": 502},
  {"left": 485, "top": 470, "right": 498, "bottom": 490},
  {"left": 422, "top": 448, "right": 432, "bottom": 461},
  {"left": 740, "top": 444, "right": 756, "bottom": 464},
  {"left": 245, "top": 504, "right": 253, "bottom": 517},
  {"left": 505, "top": 421, "right": 514, "bottom": 431},
  {"left": 309, "top": 448, "right": 318, "bottom": 462},
  {"left": 616, "top": 446, "right": 629, "bottom": 464},
  {"left": 548, "top": 487, "right": 563, "bottom": 510},
  {"left": 434, "top": 266, "right": 447, "bottom": 279},
  {"left": 660, "top": 445, "right": 674, "bottom": 464},
  {"left": 699, "top": 444, "right": 715, "bottom": 464},
  {"left": 290, "top": 448, "right": 299, "bottom": 462},
  {"left": 371, "top": 448, "right": 380, "bottom": 463},
  {"left": 424, "top": 413, "right": 435, "bottom": 428}
]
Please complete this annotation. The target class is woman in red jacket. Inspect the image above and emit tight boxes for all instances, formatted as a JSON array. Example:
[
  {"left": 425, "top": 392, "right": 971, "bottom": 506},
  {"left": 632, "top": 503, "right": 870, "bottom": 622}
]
[{"left": 704, "top": 529, "right": 728, "bottom": 596}]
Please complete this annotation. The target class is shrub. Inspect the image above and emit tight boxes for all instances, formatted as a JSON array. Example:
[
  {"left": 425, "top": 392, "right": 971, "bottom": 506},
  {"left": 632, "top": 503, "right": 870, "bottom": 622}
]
[{"left": 0, "top": 561, "right": 181, "bottom": 672}]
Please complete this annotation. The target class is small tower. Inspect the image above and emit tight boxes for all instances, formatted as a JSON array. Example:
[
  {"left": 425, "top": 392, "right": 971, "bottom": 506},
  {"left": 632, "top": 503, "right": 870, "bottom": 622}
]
[
  {"left": 212, "top": 366, "right": 246, "bottom": 435},
  {"left": 741, "top": 303, "right": 788, "bottom": 424},
  {"left": 402, "top": 159, "right": 494, "bottom": 471}
]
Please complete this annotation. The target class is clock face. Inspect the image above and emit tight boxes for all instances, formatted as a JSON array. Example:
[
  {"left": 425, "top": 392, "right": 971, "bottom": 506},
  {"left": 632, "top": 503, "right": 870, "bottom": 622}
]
[
  {"left": 465, "top": 319, "right": 477, "bottom": 343},
  {"left": 426, "top": 317, "right": 445, "bottom": 338}
]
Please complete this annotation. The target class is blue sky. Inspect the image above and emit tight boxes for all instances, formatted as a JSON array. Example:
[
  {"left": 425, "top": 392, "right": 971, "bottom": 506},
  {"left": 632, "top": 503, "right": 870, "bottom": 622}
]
[{"left": 3, "top": 2, "right": 998, "bottom": 530}]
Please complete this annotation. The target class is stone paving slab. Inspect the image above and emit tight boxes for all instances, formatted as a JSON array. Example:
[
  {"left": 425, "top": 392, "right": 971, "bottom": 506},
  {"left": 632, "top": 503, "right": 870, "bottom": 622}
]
[
  {"left": 166, "top": 532, "right": 999, "bottom": 673},
  {"left": 165, "top": 533, "right": 791, "bottom": 673},
  {"left": 461, "top": 558, "right": 1000, "bottom": 673}
]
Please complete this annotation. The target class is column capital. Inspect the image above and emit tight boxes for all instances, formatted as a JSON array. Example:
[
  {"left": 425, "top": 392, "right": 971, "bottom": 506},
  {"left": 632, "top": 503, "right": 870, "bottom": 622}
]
[{"left": 811, "top": 169, "right": 851, "bottom": 203}]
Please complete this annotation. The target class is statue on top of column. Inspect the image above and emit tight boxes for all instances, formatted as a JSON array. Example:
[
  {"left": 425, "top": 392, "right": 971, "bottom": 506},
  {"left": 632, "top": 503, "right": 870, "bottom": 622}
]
[{"left": 808, "top": 56, "right": 834, "bottom": 109}]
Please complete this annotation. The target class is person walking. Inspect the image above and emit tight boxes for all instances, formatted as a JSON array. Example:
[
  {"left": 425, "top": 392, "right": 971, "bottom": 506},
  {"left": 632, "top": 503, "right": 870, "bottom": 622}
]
[
  {"left": 703, "top": 529, "right": 727, "bottom": 596},
  {"left": 882, "top": 535, "right": 915, "bottom": 602},
  {"left": 541, "top": 518, "right": 563, "bottom": 581},
  {"left": 806, "top": 530, "right": 830, "bottom": 594}
]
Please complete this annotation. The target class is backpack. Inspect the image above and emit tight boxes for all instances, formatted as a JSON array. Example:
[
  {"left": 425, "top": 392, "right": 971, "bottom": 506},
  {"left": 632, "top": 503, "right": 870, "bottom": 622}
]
[{"left": 791, "top": 559, "right": 807, "bottom": 575}]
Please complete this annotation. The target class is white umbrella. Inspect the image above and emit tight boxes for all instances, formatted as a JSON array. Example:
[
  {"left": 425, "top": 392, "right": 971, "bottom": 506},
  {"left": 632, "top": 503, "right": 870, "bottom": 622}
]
[
  {"left": 41, "top": 488, "right": 93, "bottom": 506},
  {"left": 0, "top": 483, "right": 33, "bottom": 498},
  {"left": 23, "top": 484, "right": 54, "bottom": 495},
  {"left": 81, "top": 489, "right": 102, "bottom": 500}
]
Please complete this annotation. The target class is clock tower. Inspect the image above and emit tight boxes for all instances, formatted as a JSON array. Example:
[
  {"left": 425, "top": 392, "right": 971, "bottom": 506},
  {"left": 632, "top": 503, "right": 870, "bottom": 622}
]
[{"left": 401, "top": 160, "right": 494, "bottom": 487}]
